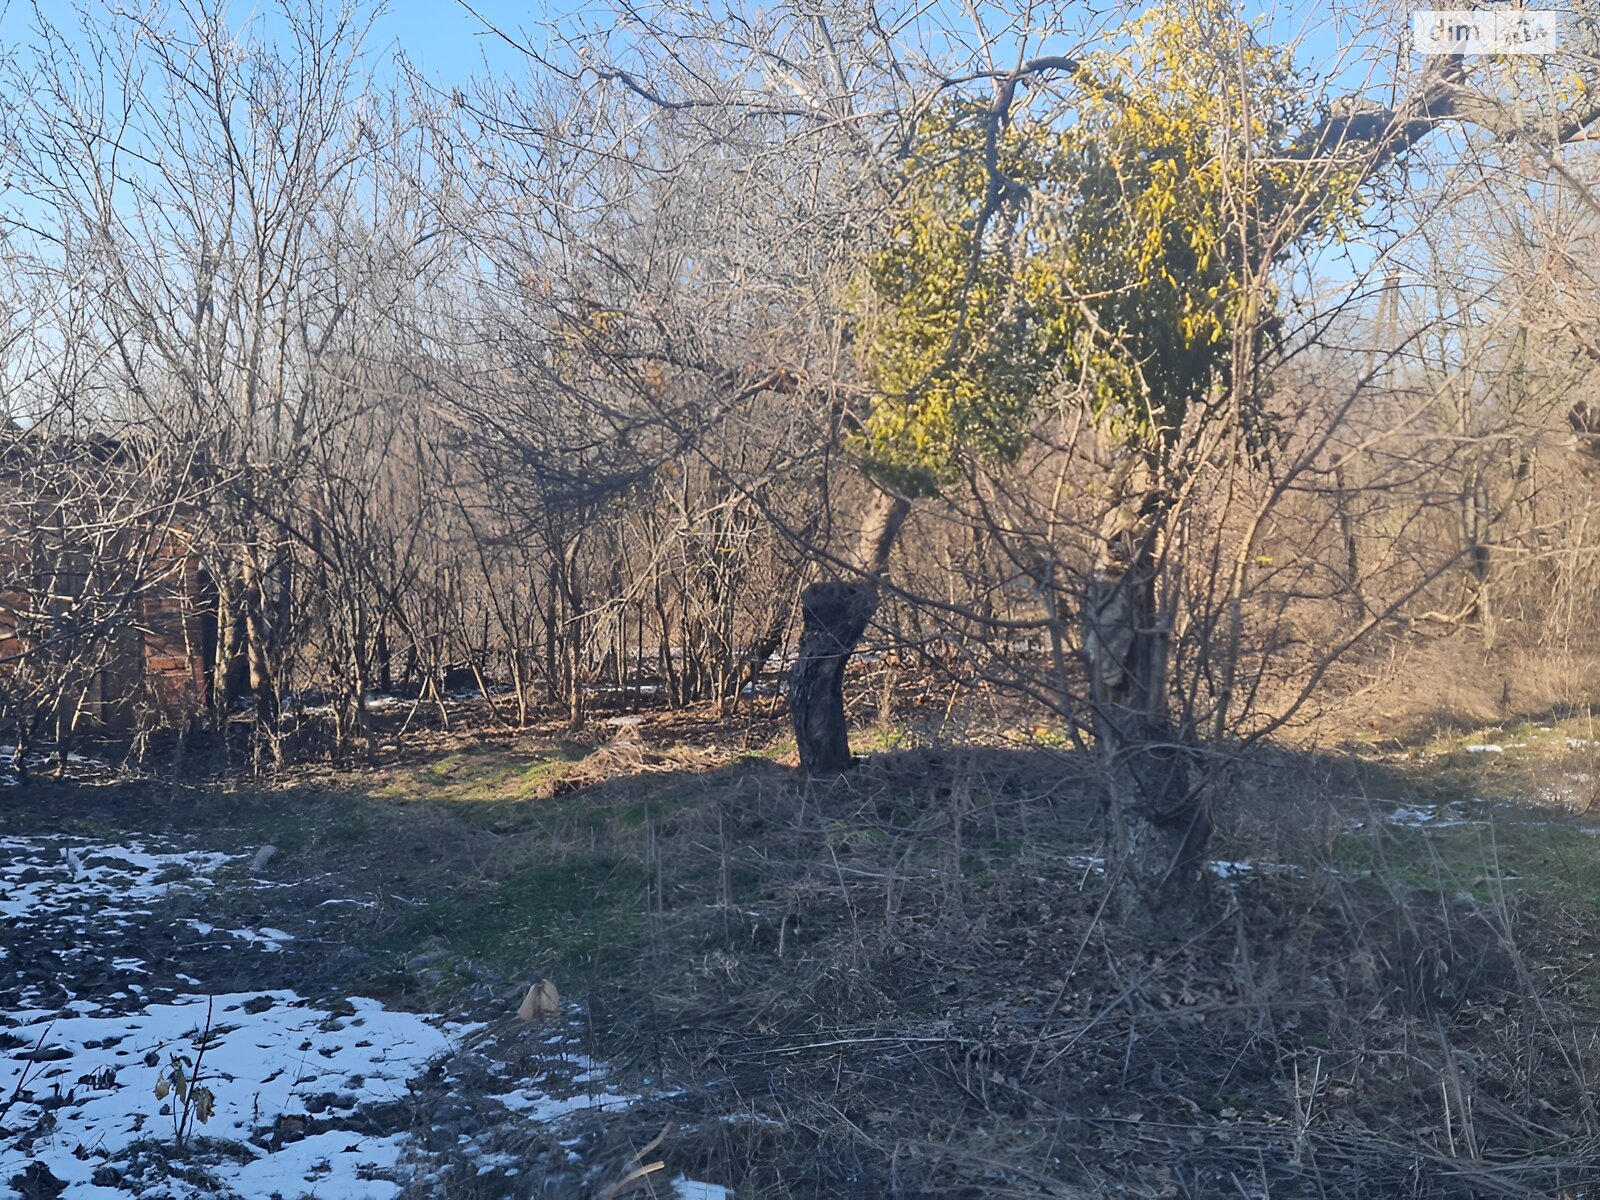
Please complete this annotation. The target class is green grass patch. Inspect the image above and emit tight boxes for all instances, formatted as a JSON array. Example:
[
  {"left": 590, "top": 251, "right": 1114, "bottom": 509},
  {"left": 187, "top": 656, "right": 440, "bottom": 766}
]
[
  {"left": 857, "top": 725, "right": 920, "bottom": 753},
  {"left": 1336, "top": 814, "right": 1600, "bottom": 919},
  {"left": 384, "top": 854, "right": 651, "bottom": 982},
  {"left": 368, "top": 742, "right": 586, "bottom": 804}
]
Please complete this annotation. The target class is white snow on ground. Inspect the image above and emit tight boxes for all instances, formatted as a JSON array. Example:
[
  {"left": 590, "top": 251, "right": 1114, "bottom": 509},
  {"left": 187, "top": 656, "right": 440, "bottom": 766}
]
[
  {"left": 1536, "top": 780, "right": 1599, "bottom": 812},
  {"left": 0, "top": 747, "right": 112, "bottom": 782},
  {"left": 0, "top": 836, "right": 476, "bottom": 1198},
  {"left": 492, "top": 1049, "right": 636, "bottom": 1123},
  {"left": 1381, "top": 803, "right": 1480, "bottom": 829},
  {"left": 672, "top": 1180, "right": 733, "bottom": 1200},
  {"left": 1465, "top": 744, "right": 1505, "bottom": 754},
  {"left": 228, "top": 927, "right": 294, "bottom": 951},
  {"left": 0, "top": 838, "right": 234, "bottom": 924},
  {"left": 0, "top": 833, "right": 643, "bottom": 1197},
  {"left": 1051, "top": 855, "right": 1300, "bottom": 880},
  {"left": 223, "top": 1131, "right": 414, "bottom": 1199},
  {"left": 0, "top": 991, "right": 461, "bottom": 1200},
  {"left": 180, "top": 922, "right": 296, "bottom": 952},
  {"left": 1207, "top": 860, "right": 1303, "bottom": 880},
  {"left": 496, "top": 1086, "right": 637, "bottom": 1122},
  {"left": 487, "top": 1039, "right": 640, "bottom": 1125}
]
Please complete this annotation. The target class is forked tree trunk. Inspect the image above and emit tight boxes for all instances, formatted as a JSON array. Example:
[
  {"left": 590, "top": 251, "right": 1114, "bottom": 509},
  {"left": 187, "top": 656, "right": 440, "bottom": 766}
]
[
  {"left": 789, "top": 490, "right": 910, "bottom": 775},
  {"left": 1084, "top": 484, "right": 1211, "bottom": 934}
]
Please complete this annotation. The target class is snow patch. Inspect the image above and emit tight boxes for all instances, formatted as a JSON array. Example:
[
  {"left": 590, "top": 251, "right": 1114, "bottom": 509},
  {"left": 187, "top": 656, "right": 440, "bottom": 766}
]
[
  {"left": 0, "top": 990, "right": 465, "bottom": 1200},
  {"left": 0, "top": 831, "right": 644, "bottom": 1196},
  {"left": 673, "top": 1180, "right": 733, "bottom": 1200},
  {"left": 492, "top": 1049, "right": 637, "bottom": 1122},
  {"left": 225, "top": 926, "right": 294, "bottom": 951},
  {"left": 1208, "top": 860, "right": 1303, "bottom": 880},
  {"left": 0, "top": 838, "right": 235, "bottom": 924},
  {"left": 1381, "top": 803, "right": 1480, "bottom": 829},
  {"left": 219, "top": 1130, "right": 412, "bottom": 1199},
  {"left": 1054, "top": 855, "right": 1299, "bottom": 880}
]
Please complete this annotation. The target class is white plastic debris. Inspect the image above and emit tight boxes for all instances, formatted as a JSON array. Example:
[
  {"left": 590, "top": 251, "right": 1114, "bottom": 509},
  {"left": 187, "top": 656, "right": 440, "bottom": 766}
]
[{"left": 672, "top": 1179, "right": 733, "bottom": 1200}]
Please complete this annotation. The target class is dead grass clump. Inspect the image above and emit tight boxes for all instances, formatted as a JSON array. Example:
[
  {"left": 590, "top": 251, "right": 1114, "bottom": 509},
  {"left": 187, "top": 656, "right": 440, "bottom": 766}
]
[
  {"left": 552, "top": 731, "right": 730, "bottom": 796},
  {"left": 549, "top": 747, "right": 1600, "bottom": 1198},
  {"left": 1317, "top": 635, "right": 1600, "bottom": 749}
]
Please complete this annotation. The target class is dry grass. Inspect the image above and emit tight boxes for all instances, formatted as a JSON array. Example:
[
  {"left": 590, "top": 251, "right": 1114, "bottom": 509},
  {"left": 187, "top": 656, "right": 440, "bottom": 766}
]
[
  {"left": 1301, "top": 634, "right": 1600, "bottom": 752},
  {"left": 18, "top": 692, "right": 1600, "bottom": 1198},
  {"left": 440, "top": 739, "right": 1600, "bottom": 1199}
]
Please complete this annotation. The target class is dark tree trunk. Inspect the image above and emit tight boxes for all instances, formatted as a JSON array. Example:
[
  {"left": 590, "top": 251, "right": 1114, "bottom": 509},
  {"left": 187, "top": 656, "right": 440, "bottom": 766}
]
[
  {"left": 1084, "top": 483, "right": 1211, "bottom": 935},
  {"left": 1332, "top": 462, "right": 1365, "bottom": 622},
  {"left": 209, "top": 573, "right": 250, "bottom": 717},
  {"left": 375, "top": 620, "right": 392, "bottom": 694},
  {"left": 787, "top": 490, "right": 911, "bottom": 776},
  {"left": 789, "top": 581, "right": 877, "bottom": 774}
]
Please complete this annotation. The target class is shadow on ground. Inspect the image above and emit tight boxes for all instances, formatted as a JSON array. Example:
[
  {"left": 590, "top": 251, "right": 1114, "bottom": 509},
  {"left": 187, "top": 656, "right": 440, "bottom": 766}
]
[{"left": 7, "top": 730, "right": 1600, "bottom": 1198}]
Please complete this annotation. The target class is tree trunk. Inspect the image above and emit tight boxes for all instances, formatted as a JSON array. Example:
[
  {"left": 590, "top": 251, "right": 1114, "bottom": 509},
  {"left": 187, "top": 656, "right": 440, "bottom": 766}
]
[
  {"left": 375, "top": 620, "right": 392, "bottom": 694},
  {"left": 209, "top": 571, "right": 250, "bottom": 717},
  {"left": 789, "top": 581, "right": 877, "bottom": 773},
  {"left": 1465, "top": 472, "right": 1494, "bottom": 648},
  {"left": 789, "top": 489, "right": 910, "bottom": 775},
  {"left": 240, "top": 555, "right": 280, "bottom": 734},
  {"left": 1332, "top": 462, "right": 1365, "bottom": 623},
  {"left": 1084, "top": 483, "right": 1210, "bottom": 935}
]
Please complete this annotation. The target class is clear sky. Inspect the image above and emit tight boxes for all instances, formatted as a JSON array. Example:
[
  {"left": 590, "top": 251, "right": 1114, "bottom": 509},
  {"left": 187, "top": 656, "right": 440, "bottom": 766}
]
[
  {"left": 0, "top": 0, "right": 1433, "bottom": 304},
  {"left": 0, "top": 1, "right": 1405, "bottom": 98},
  {"left": 370, "top": 1, "right": 540, "bottom": 86},
  {"left": 0, "top": 1, "right": 544, "bottom": 89},
  {"left": 337, "top": 0, "right": 1408, "bottom": 88}
]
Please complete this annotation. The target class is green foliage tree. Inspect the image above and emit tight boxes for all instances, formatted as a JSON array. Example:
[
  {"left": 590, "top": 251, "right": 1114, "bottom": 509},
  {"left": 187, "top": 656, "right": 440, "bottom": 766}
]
[
  {"left": 859, "top": 0, "right": 1359, "bottom": 475},
  {"left": 854, "top": 0, "right": 1364, "bottom": 928}
]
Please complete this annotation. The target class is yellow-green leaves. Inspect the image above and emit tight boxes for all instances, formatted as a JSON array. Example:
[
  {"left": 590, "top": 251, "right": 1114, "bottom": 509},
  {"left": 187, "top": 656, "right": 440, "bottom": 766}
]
[
  {"left": 854, "top": 0, "right": 1354, "bottom": 486},
  {"left": 854, "top": 100, "right": 1068, "bottom": 494}
]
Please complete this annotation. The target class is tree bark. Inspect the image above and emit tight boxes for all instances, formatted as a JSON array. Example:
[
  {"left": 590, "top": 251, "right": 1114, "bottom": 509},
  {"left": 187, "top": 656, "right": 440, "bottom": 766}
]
[
  {"left": 1083, "top": 479, "right": 1211, "bottom": 934},
  {"left": 789, "top": 581, "right": 878, "bottom": 773},
  {"left": 789, "top": 489, "right": 909, "bottom": 775}
]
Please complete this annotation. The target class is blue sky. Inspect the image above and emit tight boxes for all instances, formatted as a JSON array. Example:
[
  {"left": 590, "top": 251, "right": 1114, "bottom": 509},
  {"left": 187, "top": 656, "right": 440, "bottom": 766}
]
[
  {"left": 0, "top": 1, "right": 538, "bottom": 85},
  {"left": 0, "top": 1, "right": 1407, "bottom": 100},
  {"left": 371, "top": 1, "right": 538, "bottom": 84},
  {"left": 376, "top": 0, "right": 1407, "bottom": 85},
  {"left": 0, "top": 0, "right": 1443, "bottom": 305}
]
